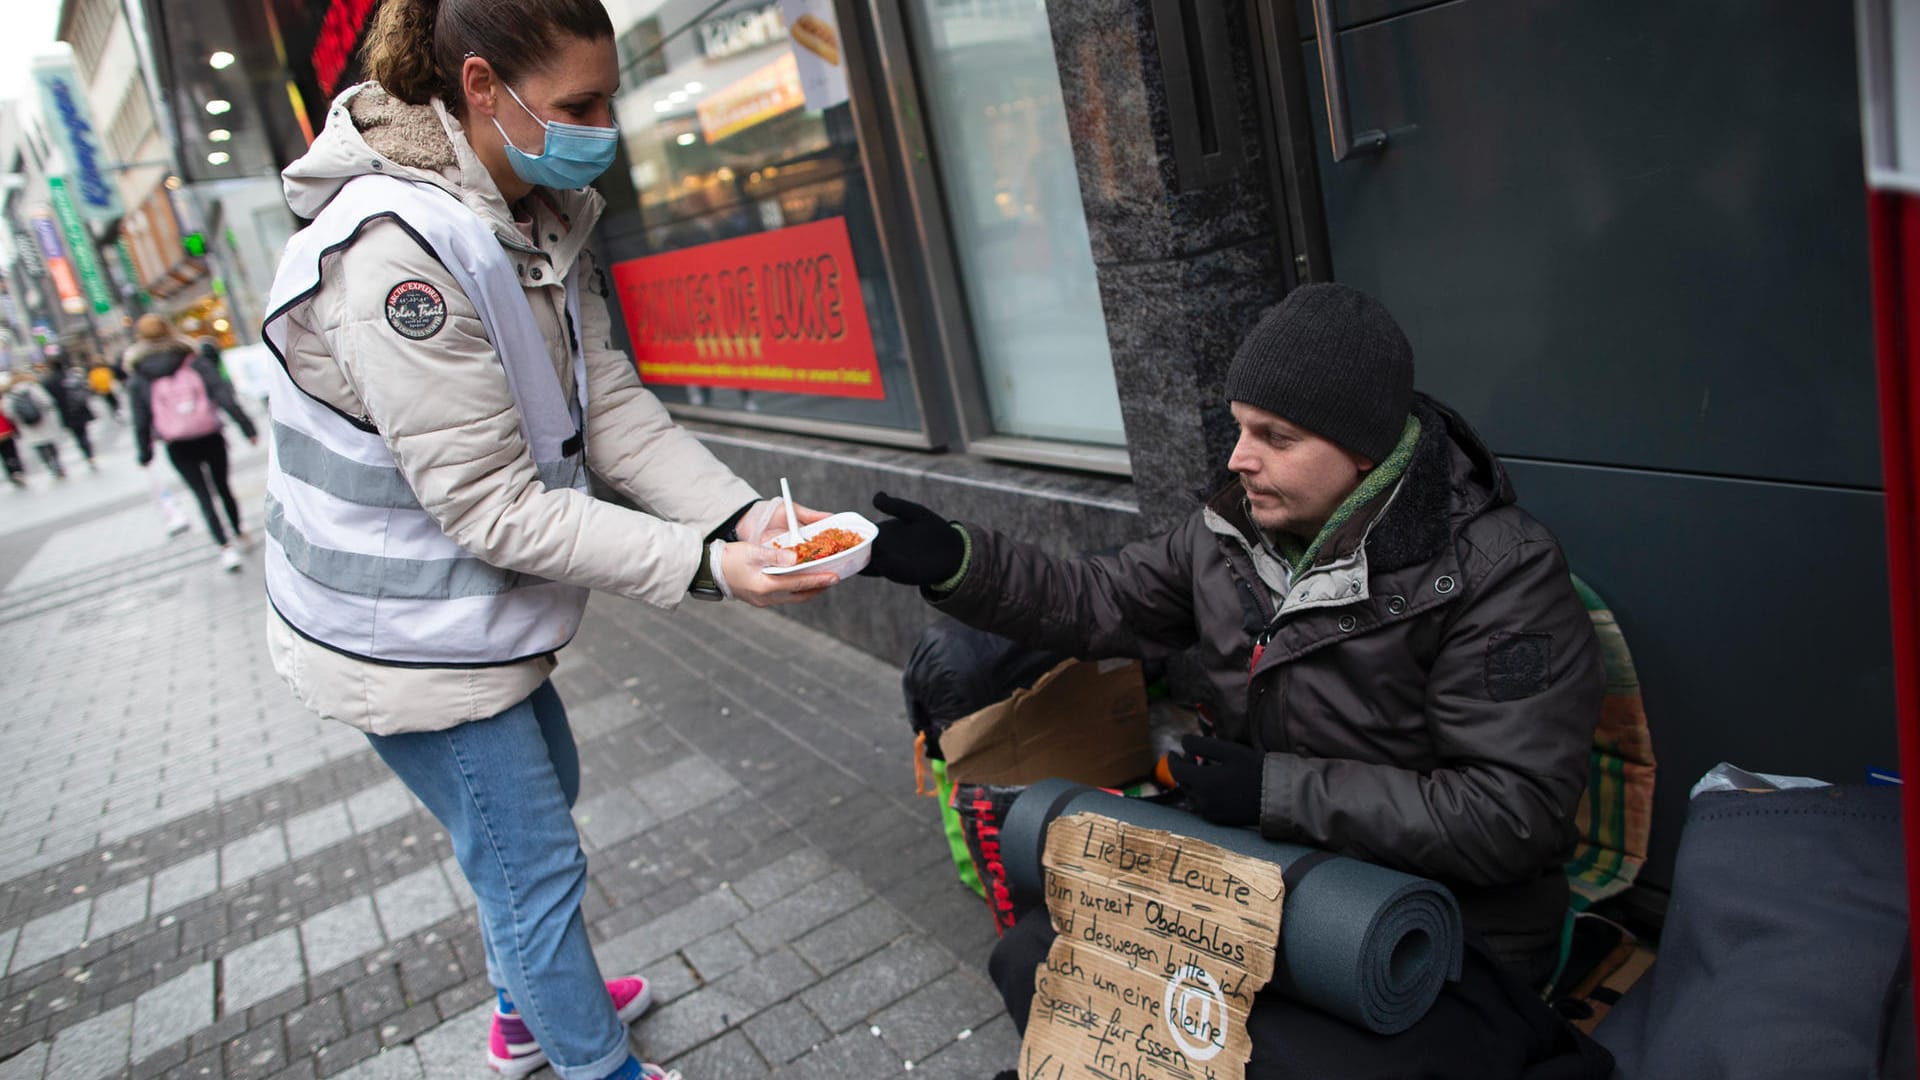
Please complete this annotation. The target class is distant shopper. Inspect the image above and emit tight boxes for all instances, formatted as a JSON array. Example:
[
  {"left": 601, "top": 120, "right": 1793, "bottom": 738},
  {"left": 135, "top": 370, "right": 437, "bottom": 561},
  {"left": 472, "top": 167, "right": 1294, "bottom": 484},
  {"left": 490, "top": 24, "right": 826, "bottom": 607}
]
[
  {"left": 88, "top": 356, "right": 122, "bottom": 420},
  {"left": 48, "top": 358, "right": 98, "bottom": 470},
  {"left": 0, "top": 405, "right": 24, "bottom": 487},
  {"left": 2, "top": 372, "right": 67, "bottom": 480},
  {"left": 126, "top": 314, "right": 258, "bottom": 571}
]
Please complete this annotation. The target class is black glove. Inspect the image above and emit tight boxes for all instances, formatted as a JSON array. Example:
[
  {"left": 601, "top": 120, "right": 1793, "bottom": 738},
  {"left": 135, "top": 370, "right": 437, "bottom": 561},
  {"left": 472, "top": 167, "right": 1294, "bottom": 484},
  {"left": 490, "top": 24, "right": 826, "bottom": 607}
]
[
  {"left": 859, "top": 491, "right": 967, "bottom": 587},
  {"left": 1164, "top": 734, "right": 1264, "bottom": 827}
]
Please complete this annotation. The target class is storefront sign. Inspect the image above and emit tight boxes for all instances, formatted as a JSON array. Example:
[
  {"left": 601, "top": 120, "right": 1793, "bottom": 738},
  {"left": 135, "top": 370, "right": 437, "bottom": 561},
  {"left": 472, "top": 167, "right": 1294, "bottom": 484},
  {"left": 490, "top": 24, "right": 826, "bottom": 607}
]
[
  {"left": 779, "top": 0, "right": 850, "bottom": 111},
  {"left": 312, "top": 0, "right": 379, "bottom": 98},
  {"left": 12, "top": 226, "right": 46, "bottom": 283},
  {"left": 48, "top": 178, "right": 112, "bottom": 314},
  {"left": 699, "top": 3, "right": 784, "bottom": 60},
  {"left": 32, "top": 57, "right": 121, "bottom": 223},
  {"left": 612, "top": 217, "right": 884, "bottom": 400},
  {"left": 697, "top": 52, "right": 806, "bottom": 144},
  {"left": 110, "top": 236, "right": 147, "bottom": 304},
  {"left": 30, "top": 215, "right": 85, "bottom": 315}
]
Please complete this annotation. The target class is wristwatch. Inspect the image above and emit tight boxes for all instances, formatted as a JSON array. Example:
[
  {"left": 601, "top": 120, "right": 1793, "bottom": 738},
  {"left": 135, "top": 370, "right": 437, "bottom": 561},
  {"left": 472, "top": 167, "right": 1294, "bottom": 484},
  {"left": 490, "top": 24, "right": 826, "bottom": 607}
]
[{"left": 687, "top": 539, "right": 729, "bottom": 601}]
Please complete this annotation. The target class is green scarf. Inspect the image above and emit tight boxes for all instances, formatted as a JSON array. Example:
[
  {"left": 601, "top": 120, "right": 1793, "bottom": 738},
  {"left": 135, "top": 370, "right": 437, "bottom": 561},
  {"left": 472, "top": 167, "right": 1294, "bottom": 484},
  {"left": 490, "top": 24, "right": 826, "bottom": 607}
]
[{"left": 1272, "top": 415, "right": 1421, "bottom": 575}]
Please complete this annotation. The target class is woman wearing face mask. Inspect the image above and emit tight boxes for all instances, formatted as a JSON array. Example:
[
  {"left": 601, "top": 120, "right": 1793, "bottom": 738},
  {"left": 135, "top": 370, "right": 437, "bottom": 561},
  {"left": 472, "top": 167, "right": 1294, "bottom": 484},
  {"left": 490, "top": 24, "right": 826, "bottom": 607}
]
[{"left": 260, "top": 2, "right": 844, "bottom": 1077}]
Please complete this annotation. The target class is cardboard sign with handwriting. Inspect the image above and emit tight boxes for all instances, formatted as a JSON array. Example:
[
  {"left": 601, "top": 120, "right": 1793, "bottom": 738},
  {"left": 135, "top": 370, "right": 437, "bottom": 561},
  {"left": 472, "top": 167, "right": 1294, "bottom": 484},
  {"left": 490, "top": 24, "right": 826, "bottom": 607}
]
[{"left": 1020, "top": 813, "right": 1285, "bottom": 1080}]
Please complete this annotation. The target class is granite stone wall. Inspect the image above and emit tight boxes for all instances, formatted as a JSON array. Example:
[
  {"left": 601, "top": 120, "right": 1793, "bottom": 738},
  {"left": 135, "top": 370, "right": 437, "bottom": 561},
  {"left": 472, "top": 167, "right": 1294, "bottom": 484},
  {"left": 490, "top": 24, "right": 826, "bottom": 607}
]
[{"left": 1044, "top": 0, "right": 1289, "bottom": 530}]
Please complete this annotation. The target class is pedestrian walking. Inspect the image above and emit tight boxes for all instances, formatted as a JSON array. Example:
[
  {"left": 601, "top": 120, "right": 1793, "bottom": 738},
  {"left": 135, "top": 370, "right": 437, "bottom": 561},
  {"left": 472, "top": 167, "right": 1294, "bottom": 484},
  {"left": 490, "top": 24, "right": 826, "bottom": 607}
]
[
  {"left": 48, "top": 358, "right": 98, "bottom": 470},
  {"left": 88, "top": 355, "right": 122, "bottom": 421},
  {"left": 0, "top": 406, "right": 24, "bottom": 487},
  {"left": 262, "top": 2, "right": 845, "bottom": 1076},
  {"left": 126, "top": 314, "right": 259, "bottom": 571},
  {"left": 2, "top": 372, "right": 67, "bottom": 479}
]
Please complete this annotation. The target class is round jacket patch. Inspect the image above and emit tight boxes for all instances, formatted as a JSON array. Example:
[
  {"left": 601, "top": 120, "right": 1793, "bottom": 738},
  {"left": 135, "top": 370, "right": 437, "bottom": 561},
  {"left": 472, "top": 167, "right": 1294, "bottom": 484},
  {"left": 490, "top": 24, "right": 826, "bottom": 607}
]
[{"left": 385, "top": 280, "right": 447, "bottom": 340}]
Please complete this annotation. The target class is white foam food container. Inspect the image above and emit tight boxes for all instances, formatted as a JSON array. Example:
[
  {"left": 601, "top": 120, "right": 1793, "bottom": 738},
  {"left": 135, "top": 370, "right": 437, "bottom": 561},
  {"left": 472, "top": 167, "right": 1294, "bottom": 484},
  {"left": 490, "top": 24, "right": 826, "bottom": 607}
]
[{"left": 760, "top": 511, "right": 878, "bottom": 580}]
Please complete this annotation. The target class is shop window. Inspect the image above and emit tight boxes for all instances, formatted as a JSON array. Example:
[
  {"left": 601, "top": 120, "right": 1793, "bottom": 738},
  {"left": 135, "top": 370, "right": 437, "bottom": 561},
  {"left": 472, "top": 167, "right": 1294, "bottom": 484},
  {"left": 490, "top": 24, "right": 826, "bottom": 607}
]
[
  {"left": 601, "top": 0, "right": 1128, "bottom": 468},
  {"left": 901, "top": 0, "right": 1125, "bottom": 447},
  {"left": 607, "top": 0, "right": 922, "bottom": 435}
]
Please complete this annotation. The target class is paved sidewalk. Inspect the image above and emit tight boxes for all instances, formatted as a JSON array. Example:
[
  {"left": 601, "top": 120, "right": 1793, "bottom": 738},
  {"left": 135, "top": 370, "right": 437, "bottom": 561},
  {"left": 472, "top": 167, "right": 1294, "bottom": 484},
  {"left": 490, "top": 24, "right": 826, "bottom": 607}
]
[{"left": 0, "top": 435, "right": 1016, "bottom": 1079}]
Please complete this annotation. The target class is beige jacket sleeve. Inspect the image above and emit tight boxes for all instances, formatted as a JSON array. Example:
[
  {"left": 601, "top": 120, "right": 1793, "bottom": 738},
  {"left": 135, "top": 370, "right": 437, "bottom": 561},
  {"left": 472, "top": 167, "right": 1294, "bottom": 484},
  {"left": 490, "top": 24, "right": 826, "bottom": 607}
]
[
  {"left": 573, "top": 247, "right": 759, "bottom": 533},
  {"left": 308, "top": 221, "right": 706, "bottom": 608}
]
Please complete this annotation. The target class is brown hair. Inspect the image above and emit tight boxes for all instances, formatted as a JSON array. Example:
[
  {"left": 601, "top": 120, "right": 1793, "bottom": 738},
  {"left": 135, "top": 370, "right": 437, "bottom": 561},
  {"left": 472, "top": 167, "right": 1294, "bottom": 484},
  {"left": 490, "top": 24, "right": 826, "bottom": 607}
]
[
  {"left": 136, "top": 314, "right": 174, "bottom": 342},
  {"left": 361, "top": 0, "right": 615, "bottom": 111}
]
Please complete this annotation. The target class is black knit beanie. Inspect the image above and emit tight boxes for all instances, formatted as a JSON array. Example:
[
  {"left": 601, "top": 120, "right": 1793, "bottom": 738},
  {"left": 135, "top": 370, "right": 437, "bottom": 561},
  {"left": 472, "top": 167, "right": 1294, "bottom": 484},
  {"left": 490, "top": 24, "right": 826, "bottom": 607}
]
[{"left": 1224, "top": 283, "right": 1414, "bottom": 463}]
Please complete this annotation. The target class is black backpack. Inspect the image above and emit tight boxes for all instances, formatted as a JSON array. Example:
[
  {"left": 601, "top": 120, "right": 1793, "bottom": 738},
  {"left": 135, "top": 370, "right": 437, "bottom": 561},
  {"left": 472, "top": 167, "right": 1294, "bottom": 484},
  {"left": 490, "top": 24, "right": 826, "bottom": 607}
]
[{"left": 9, "top": 389, "right": 41, "bottom": 426}]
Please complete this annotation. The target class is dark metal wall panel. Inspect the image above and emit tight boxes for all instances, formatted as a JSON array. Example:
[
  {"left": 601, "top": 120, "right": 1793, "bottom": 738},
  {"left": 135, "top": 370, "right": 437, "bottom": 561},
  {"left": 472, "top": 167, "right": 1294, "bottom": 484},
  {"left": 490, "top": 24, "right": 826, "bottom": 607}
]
[
  {"left": 1505, "top": 459, "right": 1896, "bottom": 890},
  {"left": 1306, "top": 0, "right": 1877, "bottom": 488},
  {"left": 1292, "top": 0, "right": 1450, "bottom": 38}
]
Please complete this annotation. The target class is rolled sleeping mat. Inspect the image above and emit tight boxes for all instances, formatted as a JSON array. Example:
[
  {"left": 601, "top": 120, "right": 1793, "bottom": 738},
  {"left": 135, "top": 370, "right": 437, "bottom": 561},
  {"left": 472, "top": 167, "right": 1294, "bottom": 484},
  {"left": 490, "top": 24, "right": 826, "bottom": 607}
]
[{"left": 1002, "top": 778, "right": 1464, "bottom": 1035}]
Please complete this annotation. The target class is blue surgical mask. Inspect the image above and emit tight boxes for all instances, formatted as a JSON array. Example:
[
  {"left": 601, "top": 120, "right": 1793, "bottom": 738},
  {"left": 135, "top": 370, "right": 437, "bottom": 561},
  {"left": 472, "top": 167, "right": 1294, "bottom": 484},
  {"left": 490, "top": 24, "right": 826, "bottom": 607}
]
[{"left": 490, "top": 81, "right": 619, "bottom": 190}]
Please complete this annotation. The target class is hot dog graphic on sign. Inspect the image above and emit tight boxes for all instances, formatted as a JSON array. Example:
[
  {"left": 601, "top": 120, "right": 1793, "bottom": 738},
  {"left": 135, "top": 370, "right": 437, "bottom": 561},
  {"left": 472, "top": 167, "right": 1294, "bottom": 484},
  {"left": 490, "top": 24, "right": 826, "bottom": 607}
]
[{"left": 779, "top": 0, "right": 849, "bottom": 110}]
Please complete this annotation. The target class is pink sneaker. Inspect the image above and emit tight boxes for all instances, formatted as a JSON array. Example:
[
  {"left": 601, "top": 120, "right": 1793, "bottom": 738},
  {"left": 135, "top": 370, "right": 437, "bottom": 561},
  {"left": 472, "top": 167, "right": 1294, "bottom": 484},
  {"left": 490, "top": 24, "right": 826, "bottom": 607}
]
[{"left": 487, "top": 977, "right": 655, "bottom": 1077}]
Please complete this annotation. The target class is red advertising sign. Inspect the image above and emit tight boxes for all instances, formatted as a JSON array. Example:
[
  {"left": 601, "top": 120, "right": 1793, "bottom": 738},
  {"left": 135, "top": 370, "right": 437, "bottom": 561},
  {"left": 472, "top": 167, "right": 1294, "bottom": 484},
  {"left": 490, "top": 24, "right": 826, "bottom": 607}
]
[{"left": 611, "top": 218, "right": 884, "bottom": 400}]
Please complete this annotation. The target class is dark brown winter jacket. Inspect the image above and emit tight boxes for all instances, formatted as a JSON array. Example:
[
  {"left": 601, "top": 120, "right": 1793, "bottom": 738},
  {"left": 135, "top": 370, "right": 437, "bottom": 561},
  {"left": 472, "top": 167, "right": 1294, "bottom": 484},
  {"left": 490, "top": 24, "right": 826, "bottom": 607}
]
[{"left": 932, "top": 395, "right": 1602, "bottom": 983}]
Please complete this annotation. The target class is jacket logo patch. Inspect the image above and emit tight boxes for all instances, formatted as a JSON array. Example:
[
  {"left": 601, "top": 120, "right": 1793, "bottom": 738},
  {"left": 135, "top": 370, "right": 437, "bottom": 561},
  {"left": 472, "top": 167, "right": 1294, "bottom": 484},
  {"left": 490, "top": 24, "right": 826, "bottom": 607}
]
[
  {"left": 1486, "top": 631, "right": 1552, "bottom": 702},
  {"left": 385, "top": 281, "right": 447, "bottom": 340}
]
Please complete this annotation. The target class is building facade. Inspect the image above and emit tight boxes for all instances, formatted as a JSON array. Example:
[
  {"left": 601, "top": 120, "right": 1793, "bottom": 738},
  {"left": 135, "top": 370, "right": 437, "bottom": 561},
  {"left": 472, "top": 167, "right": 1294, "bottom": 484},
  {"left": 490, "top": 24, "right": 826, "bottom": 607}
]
[
  {"left": 153, "top": 0, "right": 1890, "bottom": 907},
  {"left": 0, "top": 67, "right": 120, "bottom": 365},
  {"left": 61, "top": 0, "right": 299, "bottom": 345}
]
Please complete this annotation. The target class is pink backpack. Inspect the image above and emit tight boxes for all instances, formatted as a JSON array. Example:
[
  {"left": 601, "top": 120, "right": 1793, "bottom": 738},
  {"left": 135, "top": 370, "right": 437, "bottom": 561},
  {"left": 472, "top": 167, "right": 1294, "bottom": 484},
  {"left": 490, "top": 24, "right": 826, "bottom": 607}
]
[{"left": 149, "top": 364, "right": 222, "bottom": 442}]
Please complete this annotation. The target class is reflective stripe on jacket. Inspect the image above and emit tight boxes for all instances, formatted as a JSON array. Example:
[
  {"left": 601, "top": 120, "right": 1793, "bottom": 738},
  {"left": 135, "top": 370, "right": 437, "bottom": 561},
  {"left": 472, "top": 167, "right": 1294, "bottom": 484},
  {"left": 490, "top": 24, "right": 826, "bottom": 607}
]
[
  {"left": 262, "top": 83, "right": 758, "bottom": 729},
  {"left": 263, "top": 173, "right": 592, "bottom": 666}
]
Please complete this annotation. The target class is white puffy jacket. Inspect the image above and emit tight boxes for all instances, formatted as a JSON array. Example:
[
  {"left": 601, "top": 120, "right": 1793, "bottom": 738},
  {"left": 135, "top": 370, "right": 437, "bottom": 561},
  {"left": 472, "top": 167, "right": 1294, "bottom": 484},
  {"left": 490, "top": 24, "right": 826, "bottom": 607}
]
[{"left": 266, "top": 84, "right": 758, "bottom": 732}]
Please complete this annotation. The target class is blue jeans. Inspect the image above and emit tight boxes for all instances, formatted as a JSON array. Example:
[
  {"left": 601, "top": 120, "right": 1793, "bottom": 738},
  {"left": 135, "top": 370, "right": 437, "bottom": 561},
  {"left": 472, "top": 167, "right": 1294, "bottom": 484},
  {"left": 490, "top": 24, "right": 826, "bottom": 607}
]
[{"left": 366, "top": 681, "right": 627, "bottom": 1080}]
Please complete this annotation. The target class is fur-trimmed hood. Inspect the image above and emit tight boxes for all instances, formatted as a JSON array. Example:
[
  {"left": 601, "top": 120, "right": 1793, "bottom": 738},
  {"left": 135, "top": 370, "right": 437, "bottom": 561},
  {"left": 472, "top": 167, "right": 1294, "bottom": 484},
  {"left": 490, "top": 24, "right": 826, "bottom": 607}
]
[
  {"left": 123, "top": 337, "right": 194, "bottom": 380},
  {"left": 281, "top": 83, "right": 603, "bottom": 264}
]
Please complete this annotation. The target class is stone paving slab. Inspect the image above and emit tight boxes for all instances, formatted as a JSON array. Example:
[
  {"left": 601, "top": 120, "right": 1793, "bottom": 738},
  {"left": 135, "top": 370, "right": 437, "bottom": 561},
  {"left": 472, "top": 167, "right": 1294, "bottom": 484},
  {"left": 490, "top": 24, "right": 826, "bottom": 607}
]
[
  {"left": 148, "top": 853, "right": 219, "bottom": 916},
  {"left": 286, "top": 802, "right": 355, "bottom": 862},
  {"left": 371, "top": 869, "right": 455, "bottom": 944},
  {"left": 219, "top": 828, "right": 289, "bottom": 890},
  {"left": 131, "top": 962, "right": 213, "bottom": 1064},
  {"left": 0, "top": 1044, "right": 45, "bottom": 1080},
  {"left": 0, "top": 497, "right": 1028, "bottom": 1080},
  {"left": 344, "top": 782, "right": 416, "bottom": 836},
  {"left": 301, "top": 899, "right": 383, "bottom": 979},
  {"left": 221, "top": 928, "right": 304, "bottom": 1016},
  {"left": 45, "top": 1002, "right": 131, "bottom": 1080},
  {"left": 85, "top": 880, "right": 149, "bottom": 942},
  {"left": 11, "top": 902, "right": 91, "bottom": 975}
]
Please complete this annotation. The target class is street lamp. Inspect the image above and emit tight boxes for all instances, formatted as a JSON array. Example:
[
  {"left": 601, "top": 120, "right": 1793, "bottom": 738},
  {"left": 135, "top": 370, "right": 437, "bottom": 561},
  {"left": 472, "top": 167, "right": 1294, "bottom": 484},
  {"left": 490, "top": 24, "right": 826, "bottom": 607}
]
[
  {"left": 208, "top": 129, "right": 231, "bottom": 142},
  {"left": 205, "top": 100, "right": 231, "bottom": 116},
  {"left": 207, "top": 151, "right": 230, "bottom": 166},
  {"left": 209, "top": 51, "right": 235, "bottom": 70}
]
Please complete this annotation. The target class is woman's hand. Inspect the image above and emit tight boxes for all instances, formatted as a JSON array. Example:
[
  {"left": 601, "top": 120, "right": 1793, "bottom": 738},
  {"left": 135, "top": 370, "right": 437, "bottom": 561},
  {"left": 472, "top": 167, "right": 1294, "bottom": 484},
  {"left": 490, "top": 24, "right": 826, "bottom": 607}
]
[
  {"left": 717, "top": 540, "right": 840, "bottom": 606},
  {"left": 735, "top": 497, "right": 830, "bottom": 545}
]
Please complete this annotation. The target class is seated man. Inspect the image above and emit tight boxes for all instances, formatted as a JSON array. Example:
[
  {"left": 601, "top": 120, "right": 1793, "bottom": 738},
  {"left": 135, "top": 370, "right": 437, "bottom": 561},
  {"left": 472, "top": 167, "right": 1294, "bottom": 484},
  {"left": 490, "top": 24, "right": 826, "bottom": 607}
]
[{"left": 863, "top": 284, "right": 1608, "bottom": 1076}]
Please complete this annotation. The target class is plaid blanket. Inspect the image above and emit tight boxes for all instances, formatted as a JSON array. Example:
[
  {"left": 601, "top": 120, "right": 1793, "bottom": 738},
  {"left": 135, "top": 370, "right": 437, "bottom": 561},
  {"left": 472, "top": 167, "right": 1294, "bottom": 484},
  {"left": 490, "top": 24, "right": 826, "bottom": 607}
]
[{"left": 1564, "top": 575, "right": 1658, "bottom": 910}]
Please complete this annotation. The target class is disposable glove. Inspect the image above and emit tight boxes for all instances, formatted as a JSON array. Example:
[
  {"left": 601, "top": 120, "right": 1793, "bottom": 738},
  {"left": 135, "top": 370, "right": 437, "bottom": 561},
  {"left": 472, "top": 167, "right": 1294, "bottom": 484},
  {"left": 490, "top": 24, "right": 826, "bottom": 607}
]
[
  {"left": 734, "top": 497, "right": 828, "bottom": 545},
  {"left": 716, "top": 540, "right": 840, "bottom": 606},
  {"left": 859, "top": 491, "right": 967, "bottom": 587},
  {"left": 1164, "top": 735, "right": 1264, "bottom": 827}
]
